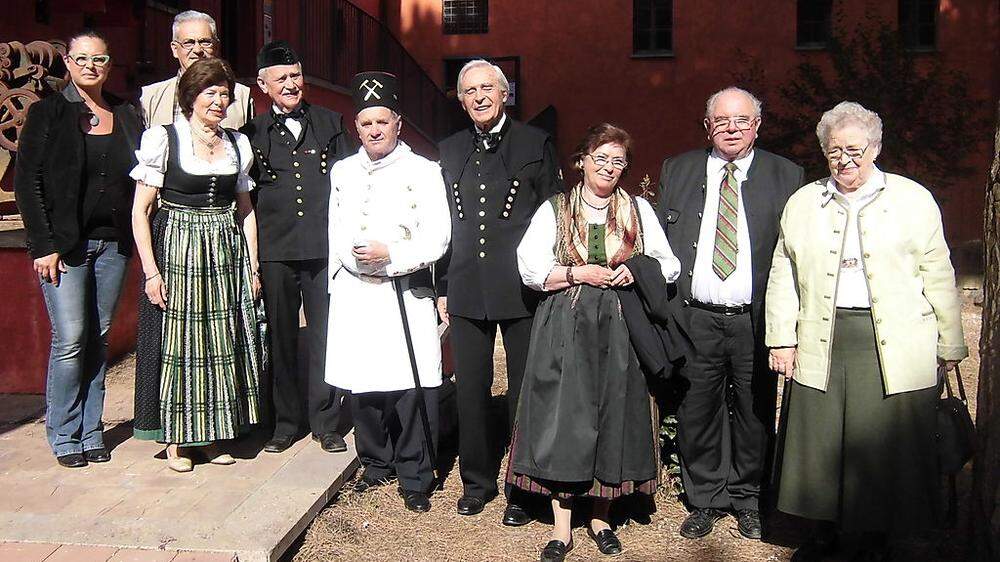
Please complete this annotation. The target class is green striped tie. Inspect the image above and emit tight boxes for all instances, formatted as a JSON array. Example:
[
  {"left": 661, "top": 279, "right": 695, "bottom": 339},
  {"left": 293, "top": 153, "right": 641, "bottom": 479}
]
[{"left": 712, "top": 162, "right": 740, "bottom": 280}]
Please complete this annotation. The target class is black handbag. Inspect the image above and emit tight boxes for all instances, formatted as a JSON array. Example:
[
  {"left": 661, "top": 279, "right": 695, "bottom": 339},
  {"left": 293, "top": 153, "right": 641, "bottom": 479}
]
[{"left": 936, "top": 364, "right": 975, "bottom": 474}]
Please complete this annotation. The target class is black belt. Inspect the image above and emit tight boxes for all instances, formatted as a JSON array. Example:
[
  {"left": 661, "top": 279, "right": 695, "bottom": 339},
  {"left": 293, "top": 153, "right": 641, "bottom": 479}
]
[{"left": 689, "top": 300, "right": 751, "bottom": 316}]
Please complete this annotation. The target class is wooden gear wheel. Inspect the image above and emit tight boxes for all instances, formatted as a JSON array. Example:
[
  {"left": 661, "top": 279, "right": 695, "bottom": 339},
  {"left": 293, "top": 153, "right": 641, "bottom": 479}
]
[{"left": 0, "top": 87, "right": 39, "bottom": 152}]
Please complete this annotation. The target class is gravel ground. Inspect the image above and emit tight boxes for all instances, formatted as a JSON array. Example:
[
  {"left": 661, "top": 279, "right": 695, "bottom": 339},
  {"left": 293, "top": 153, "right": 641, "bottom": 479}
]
[{"left": 285, "top": 301, "right": 983, "bottom": 562}]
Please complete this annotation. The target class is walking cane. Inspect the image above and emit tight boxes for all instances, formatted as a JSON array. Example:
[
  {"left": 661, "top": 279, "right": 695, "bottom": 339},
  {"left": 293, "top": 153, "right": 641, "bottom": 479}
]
[{"left": 391, "top": 276, "right": 441, "bottom": 490}]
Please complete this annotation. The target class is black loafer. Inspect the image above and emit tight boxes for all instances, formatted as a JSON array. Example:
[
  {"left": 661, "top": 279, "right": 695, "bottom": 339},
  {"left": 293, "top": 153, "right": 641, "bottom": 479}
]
[
  {"left": 540, "top": 539, "right": 573, "bottom": 562},
  {"left": 83, "top": 447, "right": 111, "bottom": 463},
  {"left": 57, "top": 453, "right": 87, "bottom": 468},
  {"left": 456, "top": 495, "right": 486, "bottom": 516},
  {"left": 588, "top": 528, "right": 623, "bottom": 556},
  {"left": 399, "top": 488, "right": 431, "bottom": 513},
  {"left": 679, "top": 507, "right": 727, "bottom": 539},
  {"left": 502, "top": 502, "right": 533, "bottom": 526},
  {"left": 313, "top": 432, "right": 348, "bottom": 453},
  {"left": 736, "top": 508, "right": 763, "bottom": 540},
  {"left": 263, "top": 435, "right": 296, "bottom": 453}
]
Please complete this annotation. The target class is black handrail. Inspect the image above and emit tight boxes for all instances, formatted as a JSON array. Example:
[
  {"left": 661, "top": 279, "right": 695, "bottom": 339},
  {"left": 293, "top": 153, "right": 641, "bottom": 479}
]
[{"left": 298, "top": 0, "right": 464, "bottom": 142}]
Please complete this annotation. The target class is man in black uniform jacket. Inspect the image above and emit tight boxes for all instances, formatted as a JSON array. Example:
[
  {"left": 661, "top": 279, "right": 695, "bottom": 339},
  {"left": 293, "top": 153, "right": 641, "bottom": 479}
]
[
  {"left": 436, "top": 59, "right": 564, "bottom": 523},
  {"left": 657, "top": 87, "right": 803, "bottom": 540},
  {"left": 241, "top": 42, "right": 353, "bottom": 454}
]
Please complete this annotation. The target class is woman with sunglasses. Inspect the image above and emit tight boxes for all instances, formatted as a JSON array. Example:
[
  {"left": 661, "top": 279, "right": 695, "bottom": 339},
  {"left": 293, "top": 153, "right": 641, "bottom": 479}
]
[
  {"left": 509, "top": 124, "right": 680, "bottom": 561},
  {"left": 14, "top": 30, "right": 142, "bottom": 468},
  {"left": 766, "top": 102, "right": 967, "bottom": 560}
]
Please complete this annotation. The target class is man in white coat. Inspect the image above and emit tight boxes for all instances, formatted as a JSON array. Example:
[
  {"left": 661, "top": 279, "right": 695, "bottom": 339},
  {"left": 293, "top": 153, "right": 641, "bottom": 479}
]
[{"left": 326, "top": 71, "right": 451, "bottom": 513}]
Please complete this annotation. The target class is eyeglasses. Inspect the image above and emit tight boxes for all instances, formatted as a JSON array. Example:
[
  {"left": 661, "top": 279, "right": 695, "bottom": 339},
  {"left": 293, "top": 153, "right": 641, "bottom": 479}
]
[
  {"left": 825, "top": 143, "right": 870, "bottom": 163},
  {"left": 67, "top": 53, "right": 111, "bottom": 68},
  {"left": 173, "top": 38, "right": 216, "bottom": 51},
  {"left": 588, "top": 153, "right": 628, "bottom": 170},
  {"left": 708, "top": 116, "right": 758, "bottom": 131}
]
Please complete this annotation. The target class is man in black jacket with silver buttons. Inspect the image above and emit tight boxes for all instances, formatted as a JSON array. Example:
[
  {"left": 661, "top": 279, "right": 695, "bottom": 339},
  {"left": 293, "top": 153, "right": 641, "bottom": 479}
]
[
  {"left": 436, "top": 59, "right": 564, "bottom": 523},
  {"left": 241, "top": 42, "right": 354, "bottom": 454}
]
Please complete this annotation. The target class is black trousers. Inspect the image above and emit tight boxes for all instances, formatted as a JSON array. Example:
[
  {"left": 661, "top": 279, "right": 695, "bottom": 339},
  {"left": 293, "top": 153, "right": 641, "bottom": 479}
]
[
  {"left": 450, "top": 314, "right": 533, "bottom": 500},
  {"left": 353, "top": 386, "right": 440, "bottom": 494},
  {"left": 676, "top": 307, "right": 769, "bottom": 511},
  {"left": 260, "top": 259, "right": 347, "bottom": 439}
]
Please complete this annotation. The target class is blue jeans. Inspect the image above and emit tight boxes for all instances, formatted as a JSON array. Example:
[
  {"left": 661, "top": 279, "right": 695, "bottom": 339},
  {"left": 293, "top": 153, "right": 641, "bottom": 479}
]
[{"left": 40, "top": 239, "right": 128, "bottom": 457}]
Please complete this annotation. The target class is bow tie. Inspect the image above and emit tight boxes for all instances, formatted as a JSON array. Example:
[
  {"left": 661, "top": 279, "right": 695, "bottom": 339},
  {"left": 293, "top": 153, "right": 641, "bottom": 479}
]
[
  {"left": 475, "top": 130, "right": 502, "bottom": 148},
  {"left": 274, "top": 107, "right": 306, "bottom": 121}
]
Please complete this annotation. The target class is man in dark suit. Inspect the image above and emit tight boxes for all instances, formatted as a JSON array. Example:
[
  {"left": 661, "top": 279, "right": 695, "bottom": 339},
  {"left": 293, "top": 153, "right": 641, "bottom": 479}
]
[
  {"left": 435, "top": 59, "right": 563, "bottom": 523},
  {"left": 241, "top": 41, "right": 354, "bottom": 454},
  {"left": 657, "top": 87, "right": 804, "bottom": 540}
]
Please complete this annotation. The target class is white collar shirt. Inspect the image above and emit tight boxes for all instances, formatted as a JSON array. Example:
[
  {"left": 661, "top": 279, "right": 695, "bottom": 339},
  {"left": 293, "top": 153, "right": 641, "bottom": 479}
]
[
  {"left": 691, "top": 149, "right": 755, "bottom": 306},
  {"left": 476, "top": 113, "right": 507, "bottom": 149},
  {"left": 829, "top": 166, "right": 886, "bottom": 308},
  {"left": 273, "top": 104, "right": 302, "bottom": 140}
]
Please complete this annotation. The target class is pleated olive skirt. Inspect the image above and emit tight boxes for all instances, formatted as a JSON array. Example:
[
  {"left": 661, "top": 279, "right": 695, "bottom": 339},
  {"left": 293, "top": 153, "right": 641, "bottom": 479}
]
[{"left": 775, "top": 308, "right": 939, "bottom": 535}]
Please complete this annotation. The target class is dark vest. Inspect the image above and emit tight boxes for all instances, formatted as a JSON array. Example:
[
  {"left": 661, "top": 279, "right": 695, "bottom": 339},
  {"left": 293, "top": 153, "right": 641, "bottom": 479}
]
[
  {"left": 243, "top": 104, "right": 351, "bottom": 262},
  {"left": 436, "top": 118, "right": 565, "bottom": 320},
  {"left": 162, "top": 124, "right": 238, "bottom": 207}
]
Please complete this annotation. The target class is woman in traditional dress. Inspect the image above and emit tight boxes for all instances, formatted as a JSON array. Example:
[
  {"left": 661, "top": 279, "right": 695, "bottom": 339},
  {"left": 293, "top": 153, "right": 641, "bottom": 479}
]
[
  {"left": 14, "top": 30, "right": 142, "bottom": 468},
  {"left": 510, "top": 124, "right": 680, "bottom": 561},
  {"left": 766, "top": 101, "right": 967, "bottom": 560},
  {"left": 131, "top": 58, "right": 264, "bottom": 472}
]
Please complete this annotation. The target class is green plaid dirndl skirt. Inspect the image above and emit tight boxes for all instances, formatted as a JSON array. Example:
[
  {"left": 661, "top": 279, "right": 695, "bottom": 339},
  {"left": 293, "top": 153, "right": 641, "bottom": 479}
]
[{"left": 133, "top": 202, "right": 265, "bottom": 445}]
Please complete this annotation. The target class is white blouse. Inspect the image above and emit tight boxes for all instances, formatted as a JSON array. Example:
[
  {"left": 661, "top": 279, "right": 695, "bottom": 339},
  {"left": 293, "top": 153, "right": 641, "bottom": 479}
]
[
  {"left": 129, "top": 117, "right": 255, "bottom": 193},
  {"left": 517, "top": 196, "right": 681, "bottom": 291}
]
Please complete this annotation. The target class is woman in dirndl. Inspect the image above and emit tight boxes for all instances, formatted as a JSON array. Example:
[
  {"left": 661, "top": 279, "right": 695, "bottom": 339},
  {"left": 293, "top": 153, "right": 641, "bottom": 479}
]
[
  {"left": 130, "top": 57, "right": 264, "bottom": 473},
  {"left": 509, "top": 124, "right": 680, "bottom": 561}
]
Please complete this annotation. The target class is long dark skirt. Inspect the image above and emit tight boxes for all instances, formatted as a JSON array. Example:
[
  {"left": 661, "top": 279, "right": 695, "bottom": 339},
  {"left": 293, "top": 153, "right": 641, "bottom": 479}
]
[
  {"left": 133, "top": 203, "right": 264, "bottom": 445},
  {"left": 776, "top": 308, "right": 939, "bottom": 535},
  {"left": 506, "top": 284, "right": 658, "bottom": 499}
]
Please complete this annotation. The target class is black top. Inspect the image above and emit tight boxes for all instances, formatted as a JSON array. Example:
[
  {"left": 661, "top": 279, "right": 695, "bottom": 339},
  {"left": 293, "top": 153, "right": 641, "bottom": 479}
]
[
  {"left": 81, "top": 132, "right": 127, "bottom": 240},
  {"left": 14, "top": 83, "right": 142, "bottom": 258},
  {"left": 161, "top": 124, "right": 239, "bottom": 208},
  {"left": 241, "top": 102, "right": 353, "bottom": 261},
  {"left": 435, "top": 118, "right": 564, "bottom": 320},
  {"left": 655, "top": 148, "right": 804, "bottom": 347}
]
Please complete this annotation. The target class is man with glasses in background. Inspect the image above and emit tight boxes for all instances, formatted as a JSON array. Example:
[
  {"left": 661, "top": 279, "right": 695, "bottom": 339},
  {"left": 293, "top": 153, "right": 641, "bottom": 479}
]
[
  {"left": 140, "top": 9, "right": 253, "bottom": 128},
  {"left": 655, "top": 87, "right": 803, "bottom": 541}
]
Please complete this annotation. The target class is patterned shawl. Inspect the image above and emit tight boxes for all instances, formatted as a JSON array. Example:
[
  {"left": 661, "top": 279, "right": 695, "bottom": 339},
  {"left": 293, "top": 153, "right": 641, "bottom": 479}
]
[{"left": 554, "top": 182, "right": 643, "bottom": 268}]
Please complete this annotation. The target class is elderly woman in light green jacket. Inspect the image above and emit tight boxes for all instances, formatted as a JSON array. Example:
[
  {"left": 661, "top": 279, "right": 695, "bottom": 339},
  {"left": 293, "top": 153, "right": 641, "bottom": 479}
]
[{"left": 765, "top": 101, "right": 967, "bottom": 561}]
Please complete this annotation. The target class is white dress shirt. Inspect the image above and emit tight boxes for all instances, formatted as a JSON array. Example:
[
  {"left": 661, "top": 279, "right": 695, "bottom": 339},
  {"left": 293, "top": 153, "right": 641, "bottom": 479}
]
[
  {"left": 273, "top": 104, "right": 302, "bottom": 140},
  {"left": 830, "top": 167, "right": 886, "bottom": 308},
  {"left": 691, "top": 149, "right": 754, "bottom": 305},
  {"left": 517, "top": 196, "right": 681, "bottom": 291},
  {"left": 477, "top": 113, "right": 507, "bottom": 149}
]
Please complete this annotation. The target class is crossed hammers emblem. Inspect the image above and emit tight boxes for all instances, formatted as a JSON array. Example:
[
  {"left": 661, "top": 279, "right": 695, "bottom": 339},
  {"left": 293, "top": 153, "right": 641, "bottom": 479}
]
[{"left": 360, "top": 79, "right": 383, "bottom": 101}]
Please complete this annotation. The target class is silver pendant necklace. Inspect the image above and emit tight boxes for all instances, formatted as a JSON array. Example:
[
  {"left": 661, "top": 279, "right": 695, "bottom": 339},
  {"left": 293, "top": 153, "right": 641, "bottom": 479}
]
[{"left": 87, "top": 112, "right": 100, "bottom": 127}]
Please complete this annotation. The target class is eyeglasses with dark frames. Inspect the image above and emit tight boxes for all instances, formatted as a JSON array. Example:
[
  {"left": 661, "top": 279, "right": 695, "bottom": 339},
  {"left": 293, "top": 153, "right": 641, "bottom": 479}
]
[{"left": 173, "top": 38, "right": 216, "bottom": 51}]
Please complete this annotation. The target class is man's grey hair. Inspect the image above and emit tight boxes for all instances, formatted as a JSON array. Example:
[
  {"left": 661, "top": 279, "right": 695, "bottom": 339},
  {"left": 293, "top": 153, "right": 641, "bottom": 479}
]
[
  {"left": 456, "top": 59, "right": 510, "bottom": 99},
  {"left": 705, "top": 87, "right": 763, "bottom": 120},
  {"left": 172, "top": 10, "right": 218, "bottom": 40},
  {"left": 815, "top": 101, "right": 883, "bottom": 152},
  {"left": 257, "top": 62, "right": 304, "bottom": 80}
]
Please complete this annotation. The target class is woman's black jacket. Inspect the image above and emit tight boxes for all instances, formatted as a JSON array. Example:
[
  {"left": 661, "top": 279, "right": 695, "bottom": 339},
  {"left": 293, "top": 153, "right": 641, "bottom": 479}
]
[{"left": 14, "top": 83, "right": 142, "bottom": 258}]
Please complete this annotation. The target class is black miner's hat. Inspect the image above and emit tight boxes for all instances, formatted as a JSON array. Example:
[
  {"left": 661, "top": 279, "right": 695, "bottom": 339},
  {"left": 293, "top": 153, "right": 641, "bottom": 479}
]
[
  {"left": 350, "top": 71, "right": 400, "bottom": 113},
  {"left": 257, "top": 40, "right": 299, "bottom": 71}
]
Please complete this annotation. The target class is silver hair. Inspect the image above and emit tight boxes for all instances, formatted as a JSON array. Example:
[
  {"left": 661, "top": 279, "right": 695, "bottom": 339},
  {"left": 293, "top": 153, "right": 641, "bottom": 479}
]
[
  {"left": 172, "top": 10, "right": 218, "bottom": 40},
  {"left": 456, "top": 59, "right": 510, "bottom": 99},
  {"left": 257, "top": 62, "right": 304, "bottom": 80},
  {"left": 815, "top": 101, "right": 883, "bottom": 152},
  {"left": 705, "top": 87, "right": 763, "bottom": 119}
]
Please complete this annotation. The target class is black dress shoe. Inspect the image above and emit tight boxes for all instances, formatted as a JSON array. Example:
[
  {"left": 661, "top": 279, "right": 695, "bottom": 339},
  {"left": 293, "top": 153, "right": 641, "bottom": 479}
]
[
  {"left": 263, "top": 435, "right": 296, "bottom": 453},
  {"left": 398, "top": 489, "right": 431, "bottom": 513},
  {"left": 83, "top": 448, "right": 111, "bottom": 463},
  {"left": 540, "top": 539, "right": 573, "bottom": 562},
  {"left": 456, "top": 495, "right": 486, "bottom": 516},
  {"left": 588, "top": 528, "right": 623, "bottom": 556},
  {"left": 736, "top": 508, "right": 763, "bottom": 540},
  {"left": 313, "top": 432, "right": 348, "bottom": 453},
  {"left": 679, "top": 508, "right": 727, "bottom": 539},
  {"left": 502, "top": 502, "right": 533, "bottom": 526},
  {"left": 57, "top": 453, "right": 87, "bottom": 468}
]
